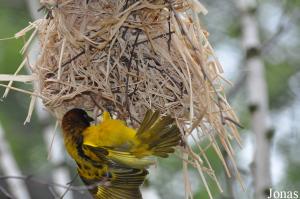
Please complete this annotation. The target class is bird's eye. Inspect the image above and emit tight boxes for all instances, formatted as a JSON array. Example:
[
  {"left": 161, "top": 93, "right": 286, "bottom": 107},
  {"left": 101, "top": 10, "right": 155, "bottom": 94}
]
[{"left": 82, "top": 113, "right": 94, "bottom": 122}]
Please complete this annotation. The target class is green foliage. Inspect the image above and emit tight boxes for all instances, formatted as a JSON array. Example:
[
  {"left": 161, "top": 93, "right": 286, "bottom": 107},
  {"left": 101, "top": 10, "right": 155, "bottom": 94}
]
[
  {"left": 265, "top": 62, "right": 296, "bottom": 109},
  {"left": 277, "top": 136, "right": 300, "bottom": 192},
  {"left": 286, "top": 0, "right": 300, "bottom": 10},
  {"left": 227, "top": 22, "right": 241, "bottom": 39},
  {"left": 286, "top": 160, "right": 300, "bottom": 190},
  {"left": 0, "top": 2, "right": 30, "bottom": 74}
]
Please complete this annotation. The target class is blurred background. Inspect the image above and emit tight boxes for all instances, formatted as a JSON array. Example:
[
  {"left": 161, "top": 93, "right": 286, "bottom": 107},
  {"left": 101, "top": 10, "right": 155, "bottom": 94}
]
[{"left": 0, "top": 0, "right": 299, "bottom": 198}]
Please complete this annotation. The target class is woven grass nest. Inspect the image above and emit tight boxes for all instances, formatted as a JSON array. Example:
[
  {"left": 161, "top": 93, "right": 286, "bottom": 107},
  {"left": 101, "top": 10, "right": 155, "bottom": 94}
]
[{"left": 1, "top": 0, "right": 243, "bottom": 197}]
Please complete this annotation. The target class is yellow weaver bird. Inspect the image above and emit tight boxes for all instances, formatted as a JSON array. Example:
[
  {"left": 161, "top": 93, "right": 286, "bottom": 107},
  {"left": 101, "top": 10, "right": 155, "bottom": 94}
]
[{"left": 61, "top": 108, "right": 181, "bottom": 199}]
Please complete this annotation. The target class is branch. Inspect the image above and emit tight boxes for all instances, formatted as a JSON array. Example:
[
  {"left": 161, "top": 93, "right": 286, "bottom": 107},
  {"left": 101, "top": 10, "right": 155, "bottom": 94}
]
[
  {"left": 0, "top": 175, "right": 106, "bottom": 193},
  {"left": 0, "top": 186, "right": 16, "bottom": 199},
  {"left": 227, "top": 73, "right": 247, "bottom": 101},
  {"left": 227, "top": 0, "right": 294, "bottom": 100}
]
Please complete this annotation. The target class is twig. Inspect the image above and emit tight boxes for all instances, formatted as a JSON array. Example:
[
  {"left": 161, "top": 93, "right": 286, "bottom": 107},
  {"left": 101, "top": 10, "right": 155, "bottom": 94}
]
[
  {"left": 48, "top": 48, "right": 87, "bottom": 78},
  {"left": 224, "top": 117, "right": 244, "bottom": 129},
  {"left": 167, "top": 0, "right": 172, "bottom": 51},
  {"left": 59, "top": 174, "right": 78, "bottom": 199},
  {"left": 135, "top": 31, "right": 175, "bottom": 46},
  {"left": 0, "top": 186, "right": 16, "bottom": 199},
  {"left": 49, "top": 186, "right": 60, "bottom": 198},
  {"left": 261, "top": 0, "right": 293, "bottom": 54},
  {"left": 0, "top": 175, "right": 105, "bottom": 193},
  {"left": 62, "top": 49, "right": 86, "bottom": 68},
  {"left": 125, "top": 30, "right": 141, "bottom": 117}
]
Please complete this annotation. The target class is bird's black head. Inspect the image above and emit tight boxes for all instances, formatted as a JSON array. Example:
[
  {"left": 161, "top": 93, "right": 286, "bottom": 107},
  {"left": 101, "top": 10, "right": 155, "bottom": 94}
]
[{"left": 62, "top": 108, "right": 94, "bottom": 135}]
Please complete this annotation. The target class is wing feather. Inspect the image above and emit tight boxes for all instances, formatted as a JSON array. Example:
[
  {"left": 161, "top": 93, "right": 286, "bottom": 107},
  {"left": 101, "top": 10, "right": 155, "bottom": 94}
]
[
  {"left": 84, "top": 144, "right": 155, "bottom": 169},
  {"left": 79, "top": 167, "right": 147, "bottom": 199},
  {"left": 133, "top": 110, "right": 181, "bottom": 158}
]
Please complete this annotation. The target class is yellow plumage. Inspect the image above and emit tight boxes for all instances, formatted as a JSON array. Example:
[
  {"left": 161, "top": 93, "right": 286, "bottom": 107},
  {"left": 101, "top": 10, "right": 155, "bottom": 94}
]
[
  {"left": 83, "top": 112, "right": 138, "bottom": 148},
  {"left": 61, "top": 109, "right": 180, "bottom": 199}
]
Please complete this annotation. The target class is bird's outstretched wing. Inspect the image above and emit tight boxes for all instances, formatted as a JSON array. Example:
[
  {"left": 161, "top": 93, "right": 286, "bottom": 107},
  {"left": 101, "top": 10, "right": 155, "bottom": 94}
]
[
  {"left": 132, "top": 110, "right": 181, "bottom": 158},
  {"left": 79, "top": 165, "right": 148, "bottom": 199},
  {"left": 83, "top": 144, "right": 155, "bottom": 169}
]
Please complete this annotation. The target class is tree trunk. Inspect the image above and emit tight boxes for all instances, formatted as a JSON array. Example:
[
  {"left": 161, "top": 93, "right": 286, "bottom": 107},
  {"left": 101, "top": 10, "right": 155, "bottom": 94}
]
[{"left": 235, "top": 0, "right": 272, "bottom": 198}]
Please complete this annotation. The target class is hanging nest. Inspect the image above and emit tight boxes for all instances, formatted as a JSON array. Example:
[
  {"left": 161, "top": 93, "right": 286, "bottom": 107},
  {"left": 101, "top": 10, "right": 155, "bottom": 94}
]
[{"left": 1, "top": 0, "right": 243, "bottom": 197}]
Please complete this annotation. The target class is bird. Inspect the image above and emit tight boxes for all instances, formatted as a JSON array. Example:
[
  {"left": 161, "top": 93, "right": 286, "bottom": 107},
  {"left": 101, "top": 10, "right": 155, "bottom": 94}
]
[{"left": 61, "top": 108, "right": 181, "bottom": 199}]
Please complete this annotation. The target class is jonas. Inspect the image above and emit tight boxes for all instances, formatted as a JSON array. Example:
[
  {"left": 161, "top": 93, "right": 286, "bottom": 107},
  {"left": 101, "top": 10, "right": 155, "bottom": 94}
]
[{"left": 267, "top": 188, "right": 299, "bottom": 199}]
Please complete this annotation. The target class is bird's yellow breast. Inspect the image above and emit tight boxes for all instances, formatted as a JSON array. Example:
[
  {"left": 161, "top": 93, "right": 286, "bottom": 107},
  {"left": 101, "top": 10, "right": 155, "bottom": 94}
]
[{"left": 83, "top": 119, "right": 138, "bottom": 148}]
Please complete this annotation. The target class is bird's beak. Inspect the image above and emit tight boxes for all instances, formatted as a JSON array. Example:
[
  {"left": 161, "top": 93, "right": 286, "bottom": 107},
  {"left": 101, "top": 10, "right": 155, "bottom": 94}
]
[{"left": 87, "top": 115, "right": 94, "bottom": 122}]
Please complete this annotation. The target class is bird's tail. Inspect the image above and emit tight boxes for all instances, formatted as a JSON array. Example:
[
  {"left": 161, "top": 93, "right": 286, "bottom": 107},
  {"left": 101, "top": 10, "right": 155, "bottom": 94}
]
[
  {"left": 132, "top": 110, "right": 181, "bottom": 158},
  {"left": 96, "top": 168, "right": 147, "bottom": 199},
  {"left": 95, "top": 186, "right": 142, "bottom": 199},
  {"left": 81, "top": 168, "right": 147, "bottom": 199}
]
